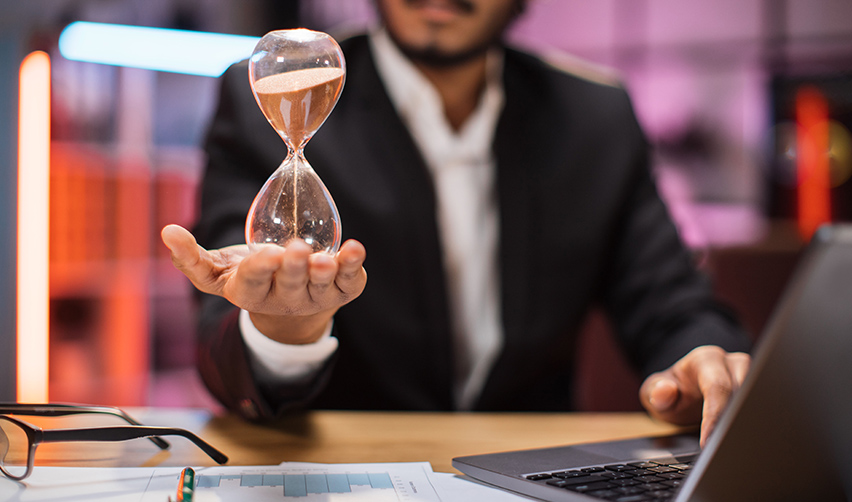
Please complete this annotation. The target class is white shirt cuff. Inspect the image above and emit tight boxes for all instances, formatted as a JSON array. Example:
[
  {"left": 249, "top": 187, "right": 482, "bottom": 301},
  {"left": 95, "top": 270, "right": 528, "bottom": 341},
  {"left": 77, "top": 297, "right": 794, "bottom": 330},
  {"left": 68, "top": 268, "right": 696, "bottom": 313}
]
[{"left": 239, "top": 309, "right": 338, "bottom": 383}]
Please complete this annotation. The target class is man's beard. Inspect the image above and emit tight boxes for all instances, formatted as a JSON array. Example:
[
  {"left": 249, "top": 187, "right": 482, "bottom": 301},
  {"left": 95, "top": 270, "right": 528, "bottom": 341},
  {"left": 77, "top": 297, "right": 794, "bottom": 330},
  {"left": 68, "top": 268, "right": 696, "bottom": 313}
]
[{"left": 391, "top": 35, "right": 499, "bottom": 68}]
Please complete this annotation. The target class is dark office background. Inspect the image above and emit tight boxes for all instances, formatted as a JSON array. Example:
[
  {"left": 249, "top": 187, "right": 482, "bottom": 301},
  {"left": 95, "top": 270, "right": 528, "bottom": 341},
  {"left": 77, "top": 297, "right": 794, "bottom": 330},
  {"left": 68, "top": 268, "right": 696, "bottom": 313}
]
[{"left": 1, "top": 0, "right": 851, "bottom": 407}]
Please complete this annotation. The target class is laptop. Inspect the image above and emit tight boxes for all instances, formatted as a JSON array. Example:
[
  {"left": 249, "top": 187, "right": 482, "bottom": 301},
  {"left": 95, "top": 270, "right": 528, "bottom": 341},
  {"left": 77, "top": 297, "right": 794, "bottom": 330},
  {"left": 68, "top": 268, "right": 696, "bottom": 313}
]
[{"left": 453, "top": 224, "right": 852, "bottom": 501}]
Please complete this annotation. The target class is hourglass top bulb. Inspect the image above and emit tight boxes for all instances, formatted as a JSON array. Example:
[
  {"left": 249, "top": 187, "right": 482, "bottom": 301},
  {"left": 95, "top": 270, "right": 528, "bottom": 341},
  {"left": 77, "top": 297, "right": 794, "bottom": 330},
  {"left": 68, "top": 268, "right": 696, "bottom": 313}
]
[{"left": 249, "top": 29, "right": 346, "bottom": 150}]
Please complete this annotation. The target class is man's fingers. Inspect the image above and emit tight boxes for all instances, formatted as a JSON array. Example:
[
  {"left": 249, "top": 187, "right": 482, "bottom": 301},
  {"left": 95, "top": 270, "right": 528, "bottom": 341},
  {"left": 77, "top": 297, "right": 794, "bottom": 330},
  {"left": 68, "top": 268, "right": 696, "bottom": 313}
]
[
  {"left": 237, "top": 245, "right": 285, "bottom": 286},
  {"left": 307, "top": 252, "right": 338, "bottom": 296},
  {"left": 276, "top": 240, "right": 312, "bottom": 291},
  {"left": 727, "top": 352, "right": 751, "bottom": 387},
  {"left": 694, "top": 358, "right": 735, "bottom": 446},
  {"left": 640, "top": 370, "right": 699, "bottom": 427},
  {"left": 161, "top": 224, "right": 225, "bottom": 294},
  {"left": 225, "top": 244, "right": 285, "bottom": 308},
  {"left": 334, "top": 239, "right": 367, "bottom": 296},
  {"left": 161, "top": 224, "right": 201, "bottom": 269},
  {"left": 700, "top": 351, "right": 750, "bottom": 445},
  {"left": 684, "top": 347, "right": 751, "bottom": 447},
  {"left": 306, "top": 240, "right": 366, "bottom": 305},
  {"left": 646, "top": 376, "right": 679, "bottom": 412}
]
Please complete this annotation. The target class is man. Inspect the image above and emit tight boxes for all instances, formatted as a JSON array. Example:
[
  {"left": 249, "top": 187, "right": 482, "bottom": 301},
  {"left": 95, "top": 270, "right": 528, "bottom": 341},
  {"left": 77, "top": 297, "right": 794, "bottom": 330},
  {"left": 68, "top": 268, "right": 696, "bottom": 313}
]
[{"left": 162, "top": 0, "right": 751, "bottom": 447}]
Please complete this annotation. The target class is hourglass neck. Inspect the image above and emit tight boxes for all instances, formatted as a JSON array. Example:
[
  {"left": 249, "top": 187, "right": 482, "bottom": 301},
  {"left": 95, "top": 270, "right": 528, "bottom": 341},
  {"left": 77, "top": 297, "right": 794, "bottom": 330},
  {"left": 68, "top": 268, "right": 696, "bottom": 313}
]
[{"left": 284, "top": 146, "right": 309, "bottom": 161}]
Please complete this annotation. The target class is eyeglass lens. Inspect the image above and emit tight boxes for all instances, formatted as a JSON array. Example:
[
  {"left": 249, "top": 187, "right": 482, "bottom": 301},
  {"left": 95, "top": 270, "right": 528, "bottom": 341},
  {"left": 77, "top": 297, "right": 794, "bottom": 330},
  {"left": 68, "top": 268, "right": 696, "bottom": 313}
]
[{"left": 0, "top": 418, "right": 30, "bottom": 479}]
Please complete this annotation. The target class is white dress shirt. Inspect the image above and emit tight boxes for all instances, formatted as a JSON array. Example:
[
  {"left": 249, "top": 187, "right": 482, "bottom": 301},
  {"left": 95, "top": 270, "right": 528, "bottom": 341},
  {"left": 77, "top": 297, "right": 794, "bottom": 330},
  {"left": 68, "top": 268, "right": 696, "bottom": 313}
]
[{"left": 242, "top": 28, "right": 505, "bottom": 410}]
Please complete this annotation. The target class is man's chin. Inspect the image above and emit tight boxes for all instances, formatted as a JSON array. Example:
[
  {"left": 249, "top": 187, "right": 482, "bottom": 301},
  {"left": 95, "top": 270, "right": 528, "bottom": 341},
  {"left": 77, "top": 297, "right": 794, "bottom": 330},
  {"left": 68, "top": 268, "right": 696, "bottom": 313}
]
[{"left": 394, "top": 41, "right": 493, "bottom": 68}]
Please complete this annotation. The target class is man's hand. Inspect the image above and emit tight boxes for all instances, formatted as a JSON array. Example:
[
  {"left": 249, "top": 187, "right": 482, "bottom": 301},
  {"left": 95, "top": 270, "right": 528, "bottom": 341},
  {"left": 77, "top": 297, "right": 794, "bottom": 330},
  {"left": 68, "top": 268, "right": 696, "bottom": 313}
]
[
  {"left": 640, "top": 345, "right": 750, "bottom": 447},
  {"left": 160, "top": 224, "right": 367, "bottom": 345}
]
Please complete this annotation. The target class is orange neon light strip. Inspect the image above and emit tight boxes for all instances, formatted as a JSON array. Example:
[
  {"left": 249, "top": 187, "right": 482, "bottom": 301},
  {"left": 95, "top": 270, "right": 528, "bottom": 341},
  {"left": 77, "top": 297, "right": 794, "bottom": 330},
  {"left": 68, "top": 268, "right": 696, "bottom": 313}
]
[
  {"left": 17, "top": 51, "right": 51, "bottom": 402},
  {"left": 795, "top": 87, "right": 831, "bottom": 241}
]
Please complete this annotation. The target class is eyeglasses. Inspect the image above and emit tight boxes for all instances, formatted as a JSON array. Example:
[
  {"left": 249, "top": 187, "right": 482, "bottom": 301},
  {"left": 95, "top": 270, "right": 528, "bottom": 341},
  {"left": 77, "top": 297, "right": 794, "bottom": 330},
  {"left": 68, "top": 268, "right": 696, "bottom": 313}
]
[{"left": 0, "top": 403, "right": 229, "bottom": 481}]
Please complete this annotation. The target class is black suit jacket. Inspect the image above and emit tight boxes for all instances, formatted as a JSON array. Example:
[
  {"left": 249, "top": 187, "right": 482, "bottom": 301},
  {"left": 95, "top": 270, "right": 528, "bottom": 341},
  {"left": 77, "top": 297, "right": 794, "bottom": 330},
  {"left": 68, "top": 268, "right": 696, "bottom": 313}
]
[{"left": 193, "top": 34, "right": 751, "bottom": 420}]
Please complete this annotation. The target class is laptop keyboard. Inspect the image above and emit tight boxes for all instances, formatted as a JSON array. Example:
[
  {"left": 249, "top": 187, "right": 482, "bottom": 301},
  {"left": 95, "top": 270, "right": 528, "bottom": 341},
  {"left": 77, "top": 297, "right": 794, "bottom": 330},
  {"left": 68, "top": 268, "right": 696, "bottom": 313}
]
[{"left": 523, "top": 454, "right": 697, "bottom": 501}]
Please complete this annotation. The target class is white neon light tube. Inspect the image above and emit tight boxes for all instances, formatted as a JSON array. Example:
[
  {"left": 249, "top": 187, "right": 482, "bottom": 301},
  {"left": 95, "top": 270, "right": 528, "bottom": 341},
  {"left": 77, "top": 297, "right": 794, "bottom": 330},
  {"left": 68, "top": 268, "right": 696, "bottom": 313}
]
[
  {"left": 17, "top": 51, "right": 51, "bottom": 403},
  {"left": 58, "top": 21, "right": 259, "bottom": 77}
]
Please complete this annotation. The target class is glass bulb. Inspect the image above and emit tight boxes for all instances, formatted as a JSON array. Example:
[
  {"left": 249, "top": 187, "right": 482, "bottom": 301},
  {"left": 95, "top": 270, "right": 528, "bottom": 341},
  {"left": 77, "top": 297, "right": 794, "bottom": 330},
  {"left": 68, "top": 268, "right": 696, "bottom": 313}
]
[
  {"left": 245, "top": 28, "right": 345, "bottom": 253},
  {"left": 246, "top": 152, "right": 340, "bottom": 253}
]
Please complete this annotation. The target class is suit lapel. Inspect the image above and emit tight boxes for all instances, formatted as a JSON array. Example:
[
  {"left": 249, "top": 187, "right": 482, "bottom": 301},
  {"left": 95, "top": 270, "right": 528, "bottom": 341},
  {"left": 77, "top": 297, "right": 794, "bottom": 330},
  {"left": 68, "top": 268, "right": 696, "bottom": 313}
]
[
  {"left": 475, "top": 51, "right": 559, "bottom": 408},
  {"left": 494, "top": 55, "right": 540, "bottom": 354}
]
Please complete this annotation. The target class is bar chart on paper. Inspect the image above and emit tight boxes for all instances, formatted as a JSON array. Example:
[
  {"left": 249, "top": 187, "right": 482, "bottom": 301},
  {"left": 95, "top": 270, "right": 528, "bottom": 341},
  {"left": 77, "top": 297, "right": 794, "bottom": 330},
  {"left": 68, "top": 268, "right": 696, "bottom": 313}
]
[
  {"left": 195, "top": 471, "right": 397, "bottom": 499},
  {"left": 140, "top": 462, "right": 442, "bottom": 501}
]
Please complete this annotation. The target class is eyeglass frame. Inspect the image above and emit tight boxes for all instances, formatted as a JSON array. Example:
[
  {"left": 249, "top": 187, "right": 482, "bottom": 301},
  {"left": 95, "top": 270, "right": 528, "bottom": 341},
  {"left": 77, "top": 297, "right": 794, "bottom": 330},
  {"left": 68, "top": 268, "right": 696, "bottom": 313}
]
[
  {"left": 0, "top": 403, "right": 171, "bottom": 449},
  {"left": 0, "top": 415, "right": 228, "bottom": 481}
]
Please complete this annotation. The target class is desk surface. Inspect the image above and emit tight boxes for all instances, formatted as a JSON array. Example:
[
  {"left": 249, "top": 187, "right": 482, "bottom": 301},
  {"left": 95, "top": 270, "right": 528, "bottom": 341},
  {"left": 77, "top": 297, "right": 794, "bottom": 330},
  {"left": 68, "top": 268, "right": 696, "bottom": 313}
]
[{"left": 29, "top": 409, "right": 682, "bottom": 473}]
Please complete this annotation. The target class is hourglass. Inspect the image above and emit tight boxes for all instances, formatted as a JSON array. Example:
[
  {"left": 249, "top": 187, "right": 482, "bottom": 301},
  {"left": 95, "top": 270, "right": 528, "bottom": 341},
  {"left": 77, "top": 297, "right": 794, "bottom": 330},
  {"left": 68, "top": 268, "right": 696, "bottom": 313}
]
[{"left": 245, "top": 29, "right": 345, "bottom": 254}]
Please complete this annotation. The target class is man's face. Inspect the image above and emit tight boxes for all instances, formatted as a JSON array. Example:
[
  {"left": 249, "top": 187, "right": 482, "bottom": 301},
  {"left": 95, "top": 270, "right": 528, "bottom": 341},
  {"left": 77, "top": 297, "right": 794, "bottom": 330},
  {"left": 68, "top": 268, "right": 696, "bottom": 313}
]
[{"left": 376, "top": 0, "right": 526, "bottom": 67}]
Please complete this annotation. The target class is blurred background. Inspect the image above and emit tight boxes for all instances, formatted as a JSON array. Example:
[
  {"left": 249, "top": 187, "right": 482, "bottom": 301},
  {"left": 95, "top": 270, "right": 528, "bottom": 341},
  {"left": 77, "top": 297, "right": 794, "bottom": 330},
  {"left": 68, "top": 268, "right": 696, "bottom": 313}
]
[{"left": 1, "top": 0, "right": 851, "bottom": 410}]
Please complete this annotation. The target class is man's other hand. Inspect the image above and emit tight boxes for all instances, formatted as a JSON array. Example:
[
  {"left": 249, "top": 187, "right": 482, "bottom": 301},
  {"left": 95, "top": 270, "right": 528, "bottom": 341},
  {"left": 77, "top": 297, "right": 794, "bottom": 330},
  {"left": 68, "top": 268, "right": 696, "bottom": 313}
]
[{"left": 640, "top": 345, "right": 751, "bottom": 448}]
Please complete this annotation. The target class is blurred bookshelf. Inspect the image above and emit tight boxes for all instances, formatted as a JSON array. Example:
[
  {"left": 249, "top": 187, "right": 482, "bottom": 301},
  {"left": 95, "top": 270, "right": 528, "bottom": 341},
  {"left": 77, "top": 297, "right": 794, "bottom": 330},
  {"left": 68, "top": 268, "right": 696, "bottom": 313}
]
[{"left": 48, "top": 140, "right": 204, "bottom": 406}]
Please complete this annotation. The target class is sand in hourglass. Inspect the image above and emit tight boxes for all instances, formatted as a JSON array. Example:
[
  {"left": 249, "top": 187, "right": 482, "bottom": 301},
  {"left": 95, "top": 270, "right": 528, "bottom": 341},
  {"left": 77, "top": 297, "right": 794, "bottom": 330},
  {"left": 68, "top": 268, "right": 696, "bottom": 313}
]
[{"left": 254, "top": 67, "right": 345, "bottom": 148}]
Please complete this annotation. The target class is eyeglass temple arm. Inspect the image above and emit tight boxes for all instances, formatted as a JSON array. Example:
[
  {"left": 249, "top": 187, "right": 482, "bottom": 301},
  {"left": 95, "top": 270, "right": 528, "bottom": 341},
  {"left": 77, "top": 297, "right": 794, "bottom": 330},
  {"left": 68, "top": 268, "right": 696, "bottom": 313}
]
[
  {"left": 40, "top": 426, "right": 229, "bottom": 464},
  {"left": 0, "top": 404, "right": 170, "bottom": 450}
]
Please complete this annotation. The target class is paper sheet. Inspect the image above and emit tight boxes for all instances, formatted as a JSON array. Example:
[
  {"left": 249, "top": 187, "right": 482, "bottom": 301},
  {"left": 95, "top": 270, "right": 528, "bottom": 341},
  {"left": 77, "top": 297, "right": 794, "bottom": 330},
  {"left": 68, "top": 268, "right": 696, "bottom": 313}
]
[{"left": 0, "top": 461, "right": 531, "bottom": 501}]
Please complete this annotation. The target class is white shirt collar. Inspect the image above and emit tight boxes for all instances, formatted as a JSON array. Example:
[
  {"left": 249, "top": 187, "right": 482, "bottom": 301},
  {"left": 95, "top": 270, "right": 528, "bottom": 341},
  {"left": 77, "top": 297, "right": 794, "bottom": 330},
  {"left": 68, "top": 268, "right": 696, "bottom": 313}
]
[{"left": 368, "top": 28, "right": 505, "bottom": 169}]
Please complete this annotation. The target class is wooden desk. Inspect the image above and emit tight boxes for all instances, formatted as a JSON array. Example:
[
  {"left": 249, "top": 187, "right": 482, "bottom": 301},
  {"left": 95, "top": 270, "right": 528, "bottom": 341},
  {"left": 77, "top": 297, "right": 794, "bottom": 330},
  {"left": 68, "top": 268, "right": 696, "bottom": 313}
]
[{"left": 28, "top": 409, "right": 683, "bottom": 473}]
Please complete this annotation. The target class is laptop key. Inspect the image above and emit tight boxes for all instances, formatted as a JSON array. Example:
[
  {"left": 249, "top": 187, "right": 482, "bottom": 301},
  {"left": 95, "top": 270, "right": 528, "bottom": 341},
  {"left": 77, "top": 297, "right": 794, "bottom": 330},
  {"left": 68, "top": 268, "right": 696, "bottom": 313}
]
[
  {"left": 668, "top": 463, "right": 692, "bottom": 471},
  {"left": 615, "top": 486, "right": 646, "bottom": 495},
  {"left": 647, "top": 466, "right": 677, "bottom": 474},
  {"left": 609, "top": 478, "right": 641, "bottom": 487},
  {"left": 605, "top": 464, "right": 637, "bottom": 472},
  {"left": 552, "top": 470, "right": 588, "bottom": 479},
  {"left": 627, "top": 461, "right": 657, "bottom": 469},
  {"left": 601, "top": 471, "right": 635, "bottom": 480},
  {"left": 586, "top": 489, "right": 621, "bottom": 498},
  {"left": 628, "top": 469, "right": 655, "bottom": 476},
  {"left": 634, "top": 475, "right": 666, "bottom": 483},
  {"left": 640, "top": 483, "right": 668, "bottom": 491},
  {"left": 547, "top": 474, "right": 609, "bottom": 487},
  {"left": 565, "top": 481, "right": 617, "bottom": 492},
  {"left": 645, "top": 489, "right": 676, "bottom": 499}
]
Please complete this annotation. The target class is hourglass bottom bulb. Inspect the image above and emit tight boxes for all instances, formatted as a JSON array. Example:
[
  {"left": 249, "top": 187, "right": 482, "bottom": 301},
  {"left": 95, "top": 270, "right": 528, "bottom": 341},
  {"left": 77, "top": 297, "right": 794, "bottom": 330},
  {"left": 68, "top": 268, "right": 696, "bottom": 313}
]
[{"left": 245, "top": 161, "right": 342, "bottom": 254}]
